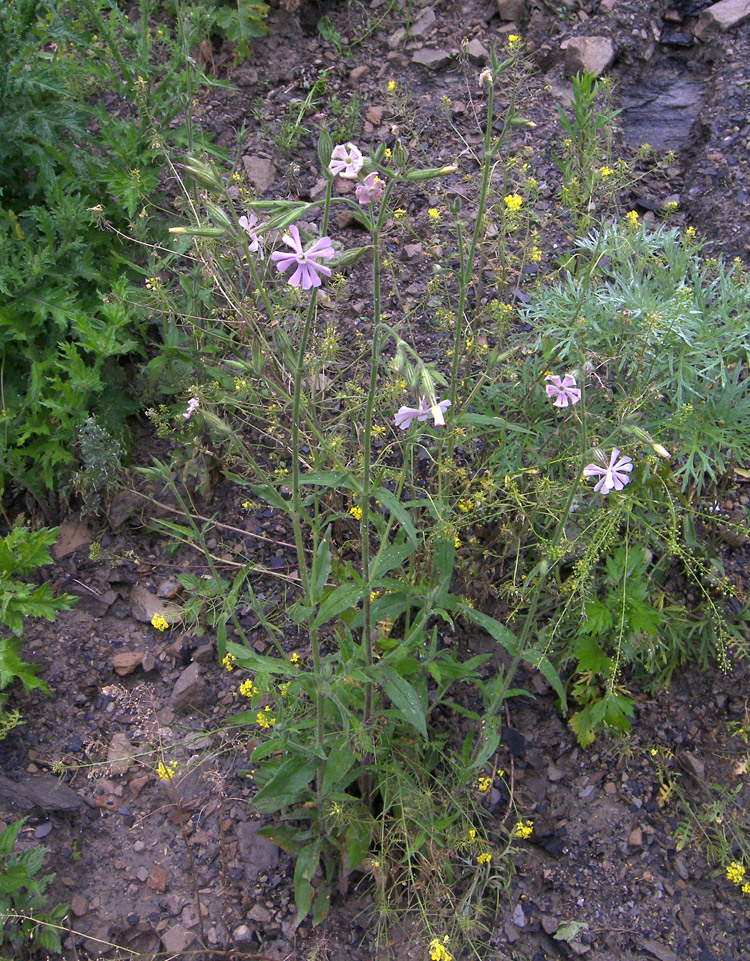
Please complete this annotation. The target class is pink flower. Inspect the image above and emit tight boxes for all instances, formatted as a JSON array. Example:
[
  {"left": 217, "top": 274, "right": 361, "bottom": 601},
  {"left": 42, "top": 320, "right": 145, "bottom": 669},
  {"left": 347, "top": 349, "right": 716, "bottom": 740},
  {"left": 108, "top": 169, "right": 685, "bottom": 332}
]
[
  {"left": 270, "top": 224, "right": 335, "bottom": 289},
  {"left": 545, "top": 373, "right": 581, "bottom": 408},
  {"left": 356, "top": 172, "right": 385, "bottom": 206},
  {"left": 329, "top": 142, "right": 364, "bottom": 178},
  {"left": 183, "top": 397, "right": 199, "bottom": 420},
  {"left": 583, "top": 448, "right": 634, "bottom": 495},
  {"left": 238, "top": 212, "right": 264, "bottom": 258},
  {"left": 394, "top": 397, "right": 451, "bottom": 430}
]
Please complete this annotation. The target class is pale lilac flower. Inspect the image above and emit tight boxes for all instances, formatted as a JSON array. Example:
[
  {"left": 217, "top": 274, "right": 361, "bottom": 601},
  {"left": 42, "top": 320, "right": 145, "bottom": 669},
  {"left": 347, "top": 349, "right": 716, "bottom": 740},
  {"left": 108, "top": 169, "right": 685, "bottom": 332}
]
[
  {"left": 394, "top": 397, "right": 451, "bottom": 430},
  {"left": 238, "top": 212, "right": 264, "bottom": 258},
  {"left": 329, "top": 142, "right": 364, "bottom": 178},
  {"left": 270, "top": 224, "right": 335, "bottom": 289},
  {"left": 545, "top": 373, "right": 581, "bottom": 408},
  {"left": 583, "top": 448, "right": 634, "bottom": 495},
  {"left": 183, "top": 396, "right": 200, "bottom": 420},
  {"left": 356, "top": 172, "right": 385, "bottom": 206}
]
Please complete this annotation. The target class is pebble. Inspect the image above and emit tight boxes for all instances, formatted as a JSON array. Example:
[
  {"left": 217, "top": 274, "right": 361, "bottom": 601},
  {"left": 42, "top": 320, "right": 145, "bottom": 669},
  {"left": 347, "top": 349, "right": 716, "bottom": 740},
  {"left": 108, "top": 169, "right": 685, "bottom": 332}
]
[{"left": 70, "top": 894, "right": 88, "bottom": 917}]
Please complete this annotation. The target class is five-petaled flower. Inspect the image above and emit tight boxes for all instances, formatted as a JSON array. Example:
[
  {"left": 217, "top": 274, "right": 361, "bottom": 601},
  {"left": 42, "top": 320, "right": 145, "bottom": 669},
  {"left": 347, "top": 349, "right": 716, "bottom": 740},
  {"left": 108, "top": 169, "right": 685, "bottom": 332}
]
[
  {"left": 271, "top": 224, "right": 335, "bottom": 289},
  {"left": 583, "top": 448, "right": 634, "bottom": 495},
  {"left": 238, "top": 212, "right": 264, "bottom": 258},
  {"left": 183, "top": 396, "right": 199, "bottom": 420},
  {"left": 545, "top": 373, "right": 581, "bottom": 408},
  {"left": 356, "top": 172, "right": 385, "bottom": 206},
  {"left": 328, "top": 142, "right": 364, "bottom": 178},
  {"left": 394, "top": 397, "right": 451, "bottom": 430}
]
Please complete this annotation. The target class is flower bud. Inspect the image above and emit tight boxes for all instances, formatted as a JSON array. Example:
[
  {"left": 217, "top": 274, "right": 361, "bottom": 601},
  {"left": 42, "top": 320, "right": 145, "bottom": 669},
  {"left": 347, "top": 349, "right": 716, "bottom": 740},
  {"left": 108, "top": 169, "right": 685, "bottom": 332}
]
[
  {"left": 169, "top": 226, "right": 227, "bottom": 237},
  {"left": 181, "top": 157, "right": 224, "bottom": 192},
  {"left": 318, "top": 128, "right": 333, "bottom": 173},
  {"left": 406, "top": 165, "right": 459, "bottom": 182}
]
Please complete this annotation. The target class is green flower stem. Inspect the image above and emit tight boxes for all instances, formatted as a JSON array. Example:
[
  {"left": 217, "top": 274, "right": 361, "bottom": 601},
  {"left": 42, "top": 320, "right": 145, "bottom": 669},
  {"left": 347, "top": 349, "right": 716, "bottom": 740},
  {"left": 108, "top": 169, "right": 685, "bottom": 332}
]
[{"left": 359, "top": 182, "right": 397, "bottom": 730}]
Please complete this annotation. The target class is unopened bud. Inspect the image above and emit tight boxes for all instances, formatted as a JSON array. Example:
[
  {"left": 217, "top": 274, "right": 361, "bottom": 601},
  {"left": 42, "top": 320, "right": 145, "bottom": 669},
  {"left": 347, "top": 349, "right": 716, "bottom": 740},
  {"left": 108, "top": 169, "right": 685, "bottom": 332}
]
[
  {"left": 405, "top": 165, "right": 458, "bottom": 182},
  {"left": 182, "top": 157, "right": 224, "bottom": 192},
  {"left": 318, "top": 128, "right": 333, "bottom": 173},
  {"left": 653, "top": 444, "right": 671, "bottom": 459}
]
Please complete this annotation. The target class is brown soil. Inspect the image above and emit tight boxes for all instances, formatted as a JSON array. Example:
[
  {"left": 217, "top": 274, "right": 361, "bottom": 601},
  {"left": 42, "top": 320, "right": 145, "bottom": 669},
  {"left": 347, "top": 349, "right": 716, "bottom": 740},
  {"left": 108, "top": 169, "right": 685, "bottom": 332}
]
[{"left": 4, "top": 1, "right": 750, "bottom": 960}]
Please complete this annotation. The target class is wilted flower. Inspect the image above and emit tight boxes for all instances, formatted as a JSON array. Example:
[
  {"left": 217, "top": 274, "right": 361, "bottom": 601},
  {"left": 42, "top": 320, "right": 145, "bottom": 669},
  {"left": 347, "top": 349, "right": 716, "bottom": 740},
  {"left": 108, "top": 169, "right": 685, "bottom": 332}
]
[
  {"left": 329, "top": 142, "right": 364, "bottom": 178},
  {"left": 394, "top": 397, "right": 451, "bottom": 430},
  {"left": 270, "top": 224, "right": 335, "bottom": 289},
  {"left": 545, "top": 373, "right": 581, "bottom": 408},
  {"left": 583, "top": 448, "right": 634, "bottom": 495},
  {"left": 356, "top": 171, "right": 384, "bottom": 206},
  {"left": 183, "top": 396, "right": 199, "bottom": 420},
  {"left": 478, "top": 67, "right": 493, "bottom": 88},
  {"left": 238, "top": 212, "right": 264, "bottom": 258}
]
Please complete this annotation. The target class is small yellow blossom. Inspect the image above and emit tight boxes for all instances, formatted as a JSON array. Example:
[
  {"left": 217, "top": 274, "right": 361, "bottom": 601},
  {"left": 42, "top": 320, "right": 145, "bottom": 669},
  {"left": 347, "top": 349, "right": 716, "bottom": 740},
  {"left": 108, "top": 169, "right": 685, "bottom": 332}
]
[
  {"left": 531, "top": 245, "right": 542, "bottom": 262},
  {"left": 727, "top": 861, "right": 746, "bottom": 885},
  {"left": 151, "top": 613, "right": 169, "bottom": 632},
  {"left": 514, "top": 819, "right": 534, "bottom": 839},
  {"left": 279, "top": 682, "right": 290, "bottom": 697},
  {"left": 222, "top": 652, "right": 236, "bottom": 671},
  {"left": 457, "top": 498, "right": 474, "bottom": 513},
  {"left": 370, "top": 590, "right": 381, "bottom": 602},
  {"left": 429, "top": 937, "right": 454, "bottom": 961},
  {"left": 394, "top": 207, "right": 406, "bottom": 220},
  {"left": 387, "top": 80, "right": 396, "bottom": 92},
  {"left": 384, "top": 148, "right": 392, "bottom": 160},
  {"left": 599, "top": 166, "right": 614, "bottom": 177},
  {"left": 508, "top": 34, "right": 520, "bottom": 46},
  {"left": 742, "top": 882, "right": 750, "bottom": 895},
  {"left": 157, "top": 760, "right": 178, "bottom": 781},
  {"left": 454, "top": 536, "right": 461, "bottom": 549},
  {"left": 256, "top": 708, "right": 276, "bottom": 729},
  {"left": 239, "top": 679, "right": 255, "bottom": 698},
  {"left": 467, "top": 828, "right": 477, "bottom": 843},
  {"left": 372, "top": 858, "right": 381, "bottom": 868},
  {"left": 428, "top": 208, "right": 440, "bottom": 222},
  {"left": 477, "top": 852, "right": 492, "bottom": 865},
  {"left": 145, "top": 277, "right": 160, "bottom": 290},
  {"left": 650, "top": 747, "right": 659, "bottom": 756},
  {"left": 625, "top": 210, "right": 640, "bottom": 228},
  {"left": 349, "top": 505, "right": 363, "bottom": 520},
  {"left": 242, "top": 500, "right": 252, "bottom": 510},
  {"left": 290, "top": 652, "right": 301, "bottom": 667},
  {"left": 504, "top": 193, "right": 523, "bottom": 212},
  {"left": 685, "top": 226, "right": 696, "bottom": 239},
  {"left": 476, "top": 776, "right": 492, "bottom": 793}
]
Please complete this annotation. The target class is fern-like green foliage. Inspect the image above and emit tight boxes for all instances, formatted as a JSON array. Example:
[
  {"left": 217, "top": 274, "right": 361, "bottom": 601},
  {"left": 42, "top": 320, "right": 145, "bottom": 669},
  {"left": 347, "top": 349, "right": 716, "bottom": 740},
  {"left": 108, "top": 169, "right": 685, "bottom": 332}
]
[
  {"left": 0, "top": 818, "right": 67, "bottom": 954},
  {"left": 0, "top": 526, "right": 75, "bottom": 725}
]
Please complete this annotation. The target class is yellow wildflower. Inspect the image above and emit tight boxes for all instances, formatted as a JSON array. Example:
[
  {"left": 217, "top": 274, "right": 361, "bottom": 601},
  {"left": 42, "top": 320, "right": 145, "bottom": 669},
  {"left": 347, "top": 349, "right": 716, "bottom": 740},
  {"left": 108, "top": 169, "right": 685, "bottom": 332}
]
[
  {"left": 467, "top": 828, "right": 477, "bottom": 843},
  {"left": 290, "top": 652, "right": 301, "bottom": 667},
  {"left": 727, "top": 861, "right": 746, "bottom": 884},
  {"left": 394, "top": 207, "right": 406, "bottom": 220},
  {"left": 429, "top": 937, "right": 454, "bottom": 961},
  {"left": 256, "top": 708, "right": 276, "bottom": 729},
  {"left": 477, "top": 852, "right": 492, "bottom": 865},
  {"left": 454, "top": 536, "right": 461, "bottom": 549},
  {"left": 599, "top": 166, "right": 614, "bottom": 177},
  {"left": 239, "top": 679, "right": 255, "bottom": 698},
  {"left": 151, "top": 613, "right": 169, "bottom": 632},
  {"left": 222, "top": 652, "right": 236, "bottom": 671},
  {"left": 156, "top": 760, "right": 178, "bottom": 781},
  {"left": 279, "top": 682, "right": 290, "bottom": 697},
  {"left": 349, "top": 505, "right": 363, "bottom": 520},
  {"left": 508, "top": 34, "right": 521, "bottom": 47},
  {"left": 514, "top": 819, "right": 533, "bottom": 839},
  {"left": 476, "top": 776, "right": 492, "bottom": 793},
  {"left": 387, "top": 80, "right": 396, "bottom": 93},
  {"left": 428, "top": 208, "right": 440, "bottom": 222},
  {"left": 742, "top": 882, "right": 750, "bottom": 895},
  {"left": 504, "top": 193, "right": 523, "bottom": 212},
  {"left": 531, "top": 245, "right": 542, "bottom": 262},
  {"left": 625, "top": 210, "right": 639, "bottom": 228}
]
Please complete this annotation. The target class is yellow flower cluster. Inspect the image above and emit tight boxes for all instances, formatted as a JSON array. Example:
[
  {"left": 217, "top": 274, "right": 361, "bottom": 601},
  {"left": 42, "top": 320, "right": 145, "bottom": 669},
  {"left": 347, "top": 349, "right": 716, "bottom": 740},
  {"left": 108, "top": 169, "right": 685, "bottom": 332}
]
[
  {"left": 157, "top": 760, "right": 178, "bottom": 781},
  {"left": 290, "top": 652, "right": 301, "bottom": 667},
  {"left": 504, "top": 193, "right": 524, "bottom": 212},
  {"left": 222, "top": 652, "right": 236, "bottom": 671},
  {"left": 349, "top": 505, "right": 363, "bottom": 520},
  {"left": 429, "top": 937, "right": 453, "bottom": 961},
  {"left": 428, "top": 208, "right": 440, "bottom": 222},
  {"left": 599, "top": 166, "right": 614, "bottom": 177},
  {"left": 477, "top": 852, "right": 492, "bottom": 865},
  {"left": 239, "top": 679, "right": 255, "bottom": 698},
  {"left": 514, "top": 819, "right": 534, "bottom": 839},
  {"left": 625, "top": 210, "right": 640, "bottom": 228},
  {"left": 256, "top": 708, "right": 276, "bottom": 729},
  {"left": 151, "top": 613, "right": 169, "bottom": 632},
  {"left": 726, "top": 861, "right": 746, "bottom": 885},
  {"left": 476, "top": 776, "right": 492, "bottom": 793}
]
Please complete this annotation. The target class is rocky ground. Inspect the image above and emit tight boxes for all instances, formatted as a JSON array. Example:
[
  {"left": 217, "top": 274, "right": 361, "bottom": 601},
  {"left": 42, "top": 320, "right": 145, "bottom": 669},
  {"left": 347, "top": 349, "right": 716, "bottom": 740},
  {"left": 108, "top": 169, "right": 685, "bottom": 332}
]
[{"left": 4, "top": 0, "right": 750, "bottom": 959}]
